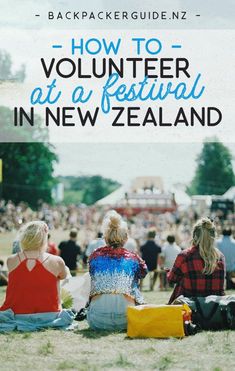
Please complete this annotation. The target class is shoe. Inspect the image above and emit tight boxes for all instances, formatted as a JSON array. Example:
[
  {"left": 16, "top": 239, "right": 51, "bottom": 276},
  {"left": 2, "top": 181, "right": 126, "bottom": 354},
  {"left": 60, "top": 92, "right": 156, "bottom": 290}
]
[{"left": 74, "top": 308, "right": 87, "bottom": 321}]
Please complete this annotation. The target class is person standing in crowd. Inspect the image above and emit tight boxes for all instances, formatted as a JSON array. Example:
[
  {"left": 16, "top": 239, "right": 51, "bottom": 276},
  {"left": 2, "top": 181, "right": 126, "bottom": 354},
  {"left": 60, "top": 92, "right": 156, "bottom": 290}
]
[
  {"left": 0, "top": 221, "right": 74, "bottom": 331},
  {"left": 85, "top": 232, "right": 105, "bottom": 258},
  {"left": 167, "top": 218, "right": 225, "bottom": 304},
  {"left": 58, "top": 229, "right": 81, "bottom": 276},
  {"left": 159, "top": 235, "right": 181, "bottom": 289},
  {"left": 88, "top": 211, "right": 147, "bottom": 331},
  {"left": 216, "top": 228, "right": 235, "bottom": 289},
  {"left": 140, "top": 229, "right": 162, "bottom": 291}
]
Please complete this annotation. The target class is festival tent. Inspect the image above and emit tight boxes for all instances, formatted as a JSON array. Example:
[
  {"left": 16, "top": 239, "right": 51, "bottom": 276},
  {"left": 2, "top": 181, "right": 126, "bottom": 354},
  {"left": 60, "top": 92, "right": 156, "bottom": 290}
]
[
  {"left": 96, "top": 185, "right": 128, "bottom": 206},
  {"left": 223, "top": 186, "right": 235, "bottom": 201},
  {"left": 173, "top": 189, "right": 191, "bottom": 207},
  {"left": 171, "top": 184, "right": 191, "bottom": 207}
]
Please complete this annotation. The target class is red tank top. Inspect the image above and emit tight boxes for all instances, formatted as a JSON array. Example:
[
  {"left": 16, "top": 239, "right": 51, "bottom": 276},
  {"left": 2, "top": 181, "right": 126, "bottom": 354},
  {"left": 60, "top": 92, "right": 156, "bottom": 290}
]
[{"left": 0, "top": 253, "right": 60, "bottom": 314}]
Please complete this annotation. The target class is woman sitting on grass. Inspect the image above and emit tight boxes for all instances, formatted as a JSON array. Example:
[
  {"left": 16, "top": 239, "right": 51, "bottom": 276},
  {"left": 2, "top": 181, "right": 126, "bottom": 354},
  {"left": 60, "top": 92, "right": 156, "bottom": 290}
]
[
  {"left": 87, "top": 210, "right": 147, "bottom": 331},
  {"left": 0, "top": 221, "right": 74, "bottom": 332},
  {"left": 167, "top": 218, "right": 225, "bottom": 304}
]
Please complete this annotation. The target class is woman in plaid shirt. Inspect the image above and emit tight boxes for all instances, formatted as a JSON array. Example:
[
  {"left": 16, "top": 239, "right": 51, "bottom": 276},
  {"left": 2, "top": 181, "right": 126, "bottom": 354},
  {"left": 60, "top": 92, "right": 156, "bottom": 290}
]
[{"left": 168, "top": 218, "right": 225, "bottom": 304}]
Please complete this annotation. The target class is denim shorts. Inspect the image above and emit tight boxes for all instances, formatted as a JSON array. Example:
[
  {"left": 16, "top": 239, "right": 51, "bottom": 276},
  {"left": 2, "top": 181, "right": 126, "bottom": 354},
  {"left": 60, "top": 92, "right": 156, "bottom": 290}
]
[{"left": 87, "top": 294, "right": 135, "bottom": 331}]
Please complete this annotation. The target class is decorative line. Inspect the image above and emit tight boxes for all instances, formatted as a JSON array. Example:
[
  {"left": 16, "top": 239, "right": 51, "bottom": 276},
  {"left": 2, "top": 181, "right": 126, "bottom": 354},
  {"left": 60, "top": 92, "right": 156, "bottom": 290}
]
[
  {"left": 52, "top": 45, "right": 63, "bottom": 49},
  {"left": 171, "top": 45, "right": 182, "bottom": 49}
]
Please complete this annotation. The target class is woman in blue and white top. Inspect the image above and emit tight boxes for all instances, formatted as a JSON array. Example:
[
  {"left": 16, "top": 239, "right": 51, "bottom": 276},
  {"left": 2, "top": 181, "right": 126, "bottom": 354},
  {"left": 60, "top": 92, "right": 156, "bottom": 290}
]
[{"left": 87, "top": 210, "right": 147, "bottom": 331}]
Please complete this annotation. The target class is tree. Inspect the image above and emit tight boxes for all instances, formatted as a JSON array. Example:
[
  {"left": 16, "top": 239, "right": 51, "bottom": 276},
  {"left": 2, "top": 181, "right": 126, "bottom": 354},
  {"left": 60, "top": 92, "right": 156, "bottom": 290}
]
[
  {"left": 188, "top": 140, "right": 235, "bottom": 195},
  {"left": 0, "top": 142, "right": 58, "bottom": 207},
  {"left": 0, "top": 51, "right": 57, "bottom": 207},
  {"left": 58, "top": 175, "right": 120, "bottom": 205},
  {"left": 0, "top": 107, "right": 56, "bottom": 207},
  {"left": 83, "top": 176, "right": 108, "bottom": 205}
]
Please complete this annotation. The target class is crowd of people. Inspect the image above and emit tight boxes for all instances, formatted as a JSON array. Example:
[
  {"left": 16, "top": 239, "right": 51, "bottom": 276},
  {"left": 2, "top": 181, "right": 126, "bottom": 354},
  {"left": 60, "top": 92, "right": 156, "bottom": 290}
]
[
  {"left": 0, "top": 199, "right": 235, "bottom": 332},
  {"left": 1, "top": 198, "right": 234, "bottom": 251},
  {"left": 0, "top": 200, "right": 102, "bottom": 233}
]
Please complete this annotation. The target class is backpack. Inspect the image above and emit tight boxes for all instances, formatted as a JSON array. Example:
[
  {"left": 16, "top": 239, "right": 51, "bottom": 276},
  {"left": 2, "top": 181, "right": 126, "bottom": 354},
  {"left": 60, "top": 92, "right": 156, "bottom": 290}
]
[{"left": 176, "top": 295, "right": 235, "bottom": 330}]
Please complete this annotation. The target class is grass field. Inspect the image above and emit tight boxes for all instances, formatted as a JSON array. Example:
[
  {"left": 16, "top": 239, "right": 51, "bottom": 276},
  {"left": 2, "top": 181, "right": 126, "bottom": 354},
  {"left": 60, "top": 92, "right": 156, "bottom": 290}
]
[
  {"left": 1, "top": 287, "right": 235, "bottom": 371},
  {"left": 1, "top": 233, "right": 235, "bottom": 370}
]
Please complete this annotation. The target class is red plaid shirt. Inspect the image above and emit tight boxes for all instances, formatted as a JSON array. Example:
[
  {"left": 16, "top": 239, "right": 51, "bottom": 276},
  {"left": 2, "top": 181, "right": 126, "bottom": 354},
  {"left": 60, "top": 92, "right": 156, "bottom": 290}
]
[{"left": 167, "top": 245, "right": 225, "bottom": 304}]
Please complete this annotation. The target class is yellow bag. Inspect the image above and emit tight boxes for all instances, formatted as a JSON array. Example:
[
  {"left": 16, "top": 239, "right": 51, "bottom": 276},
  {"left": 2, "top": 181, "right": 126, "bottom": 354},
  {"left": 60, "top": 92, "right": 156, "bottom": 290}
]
[{"left": 127, "top": 304, "right": 191, "bottom": 338}]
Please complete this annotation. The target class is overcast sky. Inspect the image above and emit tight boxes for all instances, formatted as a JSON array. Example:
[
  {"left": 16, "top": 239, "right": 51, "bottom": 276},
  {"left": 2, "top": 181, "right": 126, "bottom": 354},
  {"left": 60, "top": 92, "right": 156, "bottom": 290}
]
[{"left": 54, "top": 142, "right": 235, "bottom": 189}]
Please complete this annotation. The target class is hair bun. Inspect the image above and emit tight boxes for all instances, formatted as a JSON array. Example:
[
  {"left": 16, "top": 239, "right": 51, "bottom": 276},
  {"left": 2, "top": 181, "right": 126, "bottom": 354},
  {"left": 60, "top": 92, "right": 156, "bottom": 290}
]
[
  {"left": 102, "top": 210, "right": 128, "bottom": 248},
  {"left": 108, "top": 213, "right": 121, "bottom": 230},
  {"left": 201, "top": 218, "right": 213, "bottom": 229}
]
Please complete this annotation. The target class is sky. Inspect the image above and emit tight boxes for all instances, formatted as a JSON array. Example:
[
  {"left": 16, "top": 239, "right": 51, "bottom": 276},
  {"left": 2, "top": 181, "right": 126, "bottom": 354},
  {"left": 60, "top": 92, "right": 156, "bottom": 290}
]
[{"left": 54, "top": 142, "right": 235, "bottom": 190}]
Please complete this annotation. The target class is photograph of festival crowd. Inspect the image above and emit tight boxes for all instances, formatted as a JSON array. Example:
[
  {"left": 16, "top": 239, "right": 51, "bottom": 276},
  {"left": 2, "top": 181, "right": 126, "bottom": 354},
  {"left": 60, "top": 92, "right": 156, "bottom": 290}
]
[
  {"left": 0, "top": 136, "right": 235, "bottom": 369},
  {"left": 1, "top": 30, "right": 235, "bottom": 369}
]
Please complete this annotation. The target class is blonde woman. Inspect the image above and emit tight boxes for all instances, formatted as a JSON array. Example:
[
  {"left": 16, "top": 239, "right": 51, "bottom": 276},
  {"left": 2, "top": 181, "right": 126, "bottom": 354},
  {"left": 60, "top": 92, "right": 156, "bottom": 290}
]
[
  {"left": 0, "top": 221, "right": 74, "bottom": 332},
  {"left": 167, "top": 218, "right": 225, "bottom": 304},
  {"left": 88, "top": 210, "right": 147, "bottom": 331}
]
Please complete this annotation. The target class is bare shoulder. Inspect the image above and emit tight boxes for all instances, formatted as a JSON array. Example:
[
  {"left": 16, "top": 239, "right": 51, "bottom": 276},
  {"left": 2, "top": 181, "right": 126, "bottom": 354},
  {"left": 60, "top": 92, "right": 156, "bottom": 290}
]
[
  {"left": 48, "top": 254, "right": 64, "bottom": 264},
  {"left": 43, "top": 254, "right": 66, "bottom": 278},
  {"left": 57, "top": 256, "right": 66, "bottom": 268},
  {"left": 57, "top": 256, "right": 65, "bottom": 263},
  {"left": 45, "top": 253, "right": 60, "bottom": 261},
  {"left": 50, "top": 255, "right": 66, "bottom": 278},
  {"left": 7, "top": 254, "right": 20, "bottom": 271},
  {"left": 45, "top": 254, "right": 65, "bottom": 269}
]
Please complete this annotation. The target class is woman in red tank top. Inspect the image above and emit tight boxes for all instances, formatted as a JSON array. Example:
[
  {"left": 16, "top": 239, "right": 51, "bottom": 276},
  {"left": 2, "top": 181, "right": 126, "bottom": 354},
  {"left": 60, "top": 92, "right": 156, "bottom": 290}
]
[{"left": 0, "top": 221, "right": 74, "bottom": 331}]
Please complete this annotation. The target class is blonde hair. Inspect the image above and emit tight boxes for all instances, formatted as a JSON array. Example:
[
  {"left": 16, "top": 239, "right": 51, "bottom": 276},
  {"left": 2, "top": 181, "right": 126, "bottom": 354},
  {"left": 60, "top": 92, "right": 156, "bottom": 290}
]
[
  {"left": 102, "top": 210, "right": 128, "bottom": 248},
  {"left": 192, "top": 218, "right": 220, "bottom": 275},
  {"left": 18, "top": 221, "right": 49, "bottom": 251}
]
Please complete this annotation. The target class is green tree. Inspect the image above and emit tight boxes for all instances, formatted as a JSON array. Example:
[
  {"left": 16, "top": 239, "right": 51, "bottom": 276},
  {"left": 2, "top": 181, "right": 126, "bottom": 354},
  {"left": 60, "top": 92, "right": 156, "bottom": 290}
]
[
  {"left": 0, "top": 142, "right": 57, "bottom": 207},
  {"left": 189, "top": 140, "right": 235, "bottom": 195},
  {"left": 83, "top": 176, "right": 107, "bottom": 205},
  {"left": 58, "top": 175, "right": 120, "bottom": 205},
  {"left": 0, "top": 107, "right": 56, "bottom": 207},
  {"left": 0, "top": 51, "right": 57, "bottom": 207}
]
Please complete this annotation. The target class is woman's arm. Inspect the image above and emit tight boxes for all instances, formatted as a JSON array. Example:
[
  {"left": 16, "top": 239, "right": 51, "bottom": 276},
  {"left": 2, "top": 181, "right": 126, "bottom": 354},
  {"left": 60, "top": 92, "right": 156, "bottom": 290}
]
[
  {"left": 7, "top": 255, "right": 20, "bottom": 273},
  {"left": 219, "top": 253, "right": 226, "bottom": 294},
  {"left": 57, "top": 257, "right": 68, "bottom": 280},
  {"left": 167, "top": 253, "right": 184, "bottom": 284}
]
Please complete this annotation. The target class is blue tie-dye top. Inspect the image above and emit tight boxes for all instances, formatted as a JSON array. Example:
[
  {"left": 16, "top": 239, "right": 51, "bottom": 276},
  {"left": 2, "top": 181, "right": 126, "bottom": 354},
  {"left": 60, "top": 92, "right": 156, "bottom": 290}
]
[{"left": 89, "top": 246, "right": 147, "bottom": 304}]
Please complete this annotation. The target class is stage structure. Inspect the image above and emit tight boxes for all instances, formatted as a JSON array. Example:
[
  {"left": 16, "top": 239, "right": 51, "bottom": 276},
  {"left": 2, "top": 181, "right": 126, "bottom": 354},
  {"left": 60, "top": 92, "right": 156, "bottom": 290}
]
[{"left": 96, "top": 176, "right": 177, "bottom": 215}]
